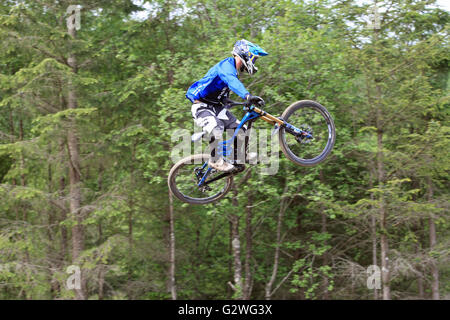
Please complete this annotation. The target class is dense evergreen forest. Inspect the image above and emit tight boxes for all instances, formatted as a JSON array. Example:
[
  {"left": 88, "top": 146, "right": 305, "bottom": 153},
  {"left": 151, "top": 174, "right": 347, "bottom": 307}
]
[{"left": 0, "top": 0, "right": 448, "bottom": 300}]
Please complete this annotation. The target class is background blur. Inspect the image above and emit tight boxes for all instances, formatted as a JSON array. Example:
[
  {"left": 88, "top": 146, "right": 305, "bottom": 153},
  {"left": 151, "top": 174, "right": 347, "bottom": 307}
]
[{"left": 0, "top": 0, "right": 448, "bottom": 300}]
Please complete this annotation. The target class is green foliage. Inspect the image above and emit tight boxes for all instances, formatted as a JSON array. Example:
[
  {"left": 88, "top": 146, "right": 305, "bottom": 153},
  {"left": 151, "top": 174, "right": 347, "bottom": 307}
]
[{"left": 0, "top": 0, "right": 448, "bottom": 300}]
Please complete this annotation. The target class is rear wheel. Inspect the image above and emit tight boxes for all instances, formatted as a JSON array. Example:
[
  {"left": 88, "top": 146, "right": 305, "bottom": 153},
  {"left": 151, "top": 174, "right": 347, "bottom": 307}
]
[
  {"left": 279, "top": 100, "right": 335, "bottom": 166},
  {"left": 168, "top": 154, "right": 233, "bottom": 205}
]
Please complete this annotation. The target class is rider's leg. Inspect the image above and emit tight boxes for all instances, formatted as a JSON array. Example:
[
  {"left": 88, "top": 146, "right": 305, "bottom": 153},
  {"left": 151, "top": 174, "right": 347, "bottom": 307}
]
[
  {"left": 192, "top": 108, "right": 234, "bottom": 172},
  {"left": 222, "top": 110, "right": 248, "bottom": 165},
  {"left": 227, "top": 123, "right": 257, "bottom": 165},
  {"left": 209, "top": 124, "right": 224, "bottom": 163},
  {"left": 208, "top": 125, "right": 235, "bottom": 172},
  {"left": 223, "top": 121, "right": 244, "bottom": 164}
]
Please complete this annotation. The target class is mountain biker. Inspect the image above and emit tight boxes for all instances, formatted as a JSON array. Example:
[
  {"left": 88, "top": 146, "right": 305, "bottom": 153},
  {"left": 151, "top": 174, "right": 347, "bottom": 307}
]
[{"left": 186, "top": 39, "right": 268, "bottom": 172}]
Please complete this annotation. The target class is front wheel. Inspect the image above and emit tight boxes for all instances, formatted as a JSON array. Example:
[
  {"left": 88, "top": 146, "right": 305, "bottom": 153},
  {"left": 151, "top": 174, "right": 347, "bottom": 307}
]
[
  {"left": 279, "top": 100, "right": 335, "bottom": 166},
  {"left": 168, "top": 154, "right": 233, "bottom": 205}
]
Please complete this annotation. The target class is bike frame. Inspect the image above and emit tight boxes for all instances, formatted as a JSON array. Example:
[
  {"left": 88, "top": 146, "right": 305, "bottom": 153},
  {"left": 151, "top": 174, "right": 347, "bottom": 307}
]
[{"left": 197, "top": 104, "right": 309, "bottom": 188}]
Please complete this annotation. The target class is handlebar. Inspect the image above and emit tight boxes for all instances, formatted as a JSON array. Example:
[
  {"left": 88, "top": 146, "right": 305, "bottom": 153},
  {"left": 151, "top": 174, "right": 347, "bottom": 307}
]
[
  {"left": 223, "top": 98, "right": 264, "bottom": 109},
  {"left": 223, "top": 99, "right": 247, "bottom": 107}
]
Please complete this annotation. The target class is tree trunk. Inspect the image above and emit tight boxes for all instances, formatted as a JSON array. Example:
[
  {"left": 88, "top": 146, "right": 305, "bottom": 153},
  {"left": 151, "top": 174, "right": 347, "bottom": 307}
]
[
  {"left": 168, "top": 190, "right": 177, "bottom": 300},
  {"left": 97, "top": 166, "right": 105, "bottom": 300},
  {"left": 293, "top": 209, "right": 305, "bottom": 300},
  {"left": 371, "top": 213, "right": 379, "bottom": 300},
  {"left": 319, "top": 170, "right": 329, "bottom": 300},
  {"left": 227, "top": 217, "right": 232, "bottom": 298},
  {"left": 370, "top": 19, "right": 390, "bottom": 301},
  {"left": 373, "top": 39, "right": 390, "bottom": 297},
  {"left": 17, "top": 115, "right": 31, "bottom": 299},
  {"left": 377, "top": 127, "right": 390, "bottom": 300},
  {"left": 98, "top": 220, "right": 105, "bottom": 300},
  {"left": 369, "top": 166, "right": 378, "bottom": 300},
  {"left": 67, "top": 22, "right": 85, "bottom": 300},
  {"left": 265, "top": 184, "right": 289, "bottom": 300},
  {"left": 19, "top": 118, "right": 26, "bottom": 187},
  {"left": 416, "top": 241, "right": 424, "bottom": 299},
  {"left": 321, "top": 211, "right": 329, "bottom": 300},
  {"left": 243, "top": 193, "right": 253, "bottom": 300},
  {"left": 98, "top": 264, "right": 105, "bottom": 300},
  {"left": 127, "top": 159, "right": 134, "bottom": 298},
  {"left": 229, "top": 187, "right": 243, "bottom": 299},
  {"left": 59, "top": 172, "right": 68, "bottom": 267},
  {"left": 47, "top": 156, "right": 60, "bottom": 298},
  {"left": 8, "top": 108, "right": 17, "bottom": 186},
  {"left": 427, "top": 177, "right": 439, "bottom": 300}
]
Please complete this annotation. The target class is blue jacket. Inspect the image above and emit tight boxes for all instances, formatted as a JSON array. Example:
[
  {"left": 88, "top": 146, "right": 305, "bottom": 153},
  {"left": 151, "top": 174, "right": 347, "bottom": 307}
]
[{"left": 186, "top": 57, "right": 249, "bottom": 104}]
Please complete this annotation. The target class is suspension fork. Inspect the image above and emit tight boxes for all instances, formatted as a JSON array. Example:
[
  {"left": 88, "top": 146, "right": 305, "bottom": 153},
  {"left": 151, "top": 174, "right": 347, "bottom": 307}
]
[
  {"left": 253, "top": 106, "right": 313, "bottom": 139},
  {"left": 252, "top": 106, "right": 284, "bottom": 126}
]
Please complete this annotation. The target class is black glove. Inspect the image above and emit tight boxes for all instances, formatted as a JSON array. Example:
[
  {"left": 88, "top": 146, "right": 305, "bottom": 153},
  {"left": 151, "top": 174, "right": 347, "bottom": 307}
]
[{"left": 246, "top": 94, "right": 265, "bottom": 106}]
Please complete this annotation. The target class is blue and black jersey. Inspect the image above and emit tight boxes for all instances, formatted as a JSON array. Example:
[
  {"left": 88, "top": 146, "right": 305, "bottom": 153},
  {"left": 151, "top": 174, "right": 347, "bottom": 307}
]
[{"left": 186, "top": 57, "right": 249, "bottom": 105}]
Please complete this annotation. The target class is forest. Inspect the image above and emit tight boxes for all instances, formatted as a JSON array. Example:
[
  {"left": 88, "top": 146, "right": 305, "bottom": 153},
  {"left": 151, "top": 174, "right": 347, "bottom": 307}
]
[{"left": 0, "top": 0, "right": 448, "bottom": 300}]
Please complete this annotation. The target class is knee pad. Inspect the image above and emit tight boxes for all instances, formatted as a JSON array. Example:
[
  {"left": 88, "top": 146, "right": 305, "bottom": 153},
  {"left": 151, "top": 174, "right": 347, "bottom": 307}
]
[
  {"left": 211, "top": 126, "right": 224, "bottom": 139},
  {"left": 195, "top": 116, "right": 219, "bottom": 134},
  {"left": 191, "top": 102, "right": 208, "bottom": 118}
]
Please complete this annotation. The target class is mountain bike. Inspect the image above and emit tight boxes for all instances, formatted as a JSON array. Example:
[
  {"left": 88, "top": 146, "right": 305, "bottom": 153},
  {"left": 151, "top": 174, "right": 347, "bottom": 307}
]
[{"left": 168, "top": 99, "right": 335, "bottom": 204}]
